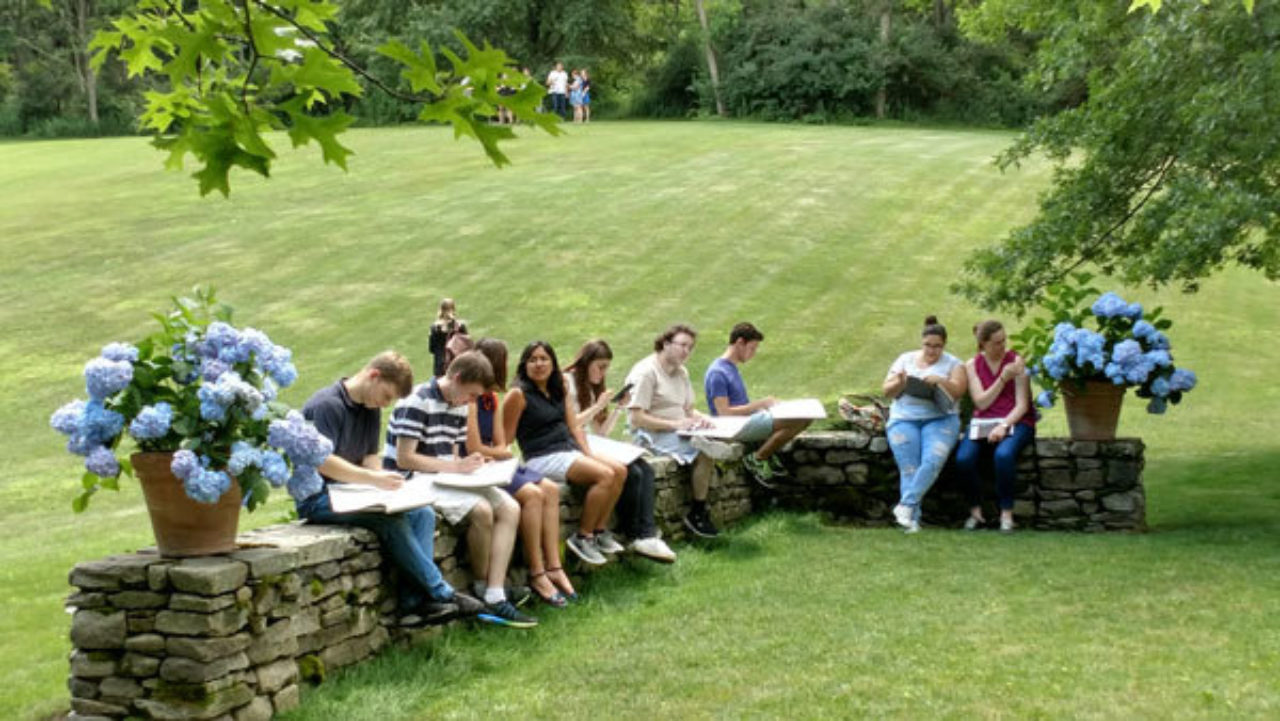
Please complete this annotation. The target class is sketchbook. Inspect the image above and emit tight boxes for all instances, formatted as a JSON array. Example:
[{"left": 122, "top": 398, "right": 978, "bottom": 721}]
[
  {"left": 585, "top": 434, "right": 647, "bottom": 465},
  {"left": 678, "top": 398, "right": 827, "bottom": 441},
  {"left": 327, "top": 459, "right": 518, "bottom": 514}
]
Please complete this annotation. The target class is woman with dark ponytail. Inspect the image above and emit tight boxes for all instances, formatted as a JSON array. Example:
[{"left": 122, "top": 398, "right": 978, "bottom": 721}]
[{"left": 881, "top": 316, "right": 967, "bottom": 533}]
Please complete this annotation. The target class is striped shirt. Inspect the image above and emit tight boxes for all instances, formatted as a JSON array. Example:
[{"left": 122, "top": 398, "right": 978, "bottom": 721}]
[{"left": 382, "top": 378, "right": 468, "bottom": 471}]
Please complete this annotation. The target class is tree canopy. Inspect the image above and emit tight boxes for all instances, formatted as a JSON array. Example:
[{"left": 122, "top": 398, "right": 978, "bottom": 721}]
[{"left": 955, "top": 0, "right": 1279, "bottom": 312}]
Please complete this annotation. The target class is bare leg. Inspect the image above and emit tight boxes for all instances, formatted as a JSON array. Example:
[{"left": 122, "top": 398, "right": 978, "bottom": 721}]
[
  {"left": 486, "top": 493, "right": 520, "bottom": 594},
  {"left": 755, "top": 419, "right": 811, "bottom": 460},
  {"left": 566, "top": 456, "right": 623, "bottom": 533},
  {"left": 538, "top": 481, "right": 575, "bottom": 596},
  {"left": 515, "top": 484, "right": 558, "bottom": 600},
  {"left": 465, "top": 500, "right": 493, "bottom": 583},
  {"left": 691, "top": 453, "right": 713, "bottom": 501}
]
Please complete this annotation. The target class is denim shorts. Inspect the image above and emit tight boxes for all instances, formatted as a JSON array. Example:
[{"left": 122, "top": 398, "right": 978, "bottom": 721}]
[
  {"left": 523, "top": 450, "right": 583, "bottom": 483},
  {"left": 737, "top": 410, "right": 775, "bottom": 443},
  {"left": 630, "top": 428, "right": 700, "bottom": 465}
]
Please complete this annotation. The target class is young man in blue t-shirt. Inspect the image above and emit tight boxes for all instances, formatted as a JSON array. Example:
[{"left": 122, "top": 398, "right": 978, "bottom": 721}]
[{"left": 703, "top": 323, "right": 812, "bottom": 484}]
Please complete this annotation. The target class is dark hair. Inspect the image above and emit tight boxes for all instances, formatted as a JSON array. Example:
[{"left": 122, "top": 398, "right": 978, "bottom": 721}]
[
  {"left": 653, "top": 323, "right": 697, "bottom": 353},
  {"left": 973, "top": 319, "right": 1004, "bottom": 350},
  {"left": 566, "top": 340, "right": 613, "bottom": 425},
  {"left": 515, "top": 340, "right": 566, "bottom": 401},
  {"left": 366, "top": 351, "right": 414, "bottom": 398},
  {"left": 474, "top": 337, "right": 509, "bottom": 391},
  {"left": 729, "top": 322, "right": 764, "bottom": 345},
  {"left": 445, "top": 350, "right": 494, "bottom": 388},
  {"left": 922, "top": 315, "right": 948, "bottom": 342}
]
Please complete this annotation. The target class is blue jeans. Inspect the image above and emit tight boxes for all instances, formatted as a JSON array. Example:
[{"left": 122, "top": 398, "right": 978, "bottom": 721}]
[
  {"left": 887, "top": 415, "right": 961, "bottom": 517},
  {"left": 297, "top": 490, "right": 453, "bottom": 609},
  {"left": 955, "top": 423, "right": 1034, "bottom": 511}
]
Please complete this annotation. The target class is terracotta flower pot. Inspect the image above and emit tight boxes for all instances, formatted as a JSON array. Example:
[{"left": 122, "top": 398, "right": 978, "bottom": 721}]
[
  {"left": 132, "top": 451, "right": 241, "bottom": 557},
  {"left": 1061, "top": 380, "right": 1126, "bottom": 441}
]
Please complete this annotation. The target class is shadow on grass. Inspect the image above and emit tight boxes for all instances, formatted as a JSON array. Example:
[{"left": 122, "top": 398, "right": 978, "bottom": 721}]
[{"left": 1146, "top": 450, "right": 1280, "bottom": 543}]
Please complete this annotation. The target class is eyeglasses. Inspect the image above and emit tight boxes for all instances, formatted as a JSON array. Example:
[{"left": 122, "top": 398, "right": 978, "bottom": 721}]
[{"left": 669, "top": 341, "right": 694, "bottom": 350}]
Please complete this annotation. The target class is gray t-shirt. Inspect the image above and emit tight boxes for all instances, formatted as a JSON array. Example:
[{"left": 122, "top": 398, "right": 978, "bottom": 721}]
[{"left": 887, "top": 351, "right": 961, "bottom": 421}]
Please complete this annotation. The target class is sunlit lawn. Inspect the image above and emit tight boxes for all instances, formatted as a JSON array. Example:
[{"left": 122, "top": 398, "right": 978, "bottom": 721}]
[{"left": 1, "top": 122, "right": 1277, "bottom": 719}]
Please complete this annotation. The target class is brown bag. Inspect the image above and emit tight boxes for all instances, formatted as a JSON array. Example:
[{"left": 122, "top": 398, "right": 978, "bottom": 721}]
[
  {"left": 837, "top": 393, "right": 889, "bottom": 433},
  {"left": 443, "top": 330, "right": 474, "bottom": 369}
]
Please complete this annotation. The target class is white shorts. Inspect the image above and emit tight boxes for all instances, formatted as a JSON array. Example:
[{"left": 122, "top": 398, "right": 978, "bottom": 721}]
[
  {"left": 522, "top": 450, "right": 584, "bottom": 483},
  {"left": 407, "top": 473, "right": 514, "bottom": 526}
]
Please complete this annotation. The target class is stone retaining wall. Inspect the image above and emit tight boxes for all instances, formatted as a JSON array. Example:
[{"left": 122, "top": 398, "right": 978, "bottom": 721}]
[{"left": 65, "top": 433, "right": 1143, "bottom": 719}]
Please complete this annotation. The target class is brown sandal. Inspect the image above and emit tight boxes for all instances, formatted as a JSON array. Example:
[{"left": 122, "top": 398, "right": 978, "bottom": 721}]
[
  {"left": 528, "top": 571, "right": 567, "bottom": 608},
  {"left": 545, "top": 566, "right": 579, "bottom": 603}
]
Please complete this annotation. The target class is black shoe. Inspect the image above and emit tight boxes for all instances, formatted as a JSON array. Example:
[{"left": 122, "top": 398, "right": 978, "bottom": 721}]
[
  {"left": 683, "top": 509, "right": 720, "bottom": 539},
  {"left": 448, "top": 591, "right": 485, "bottom": 616},
  {"left": 478, "top": 600, "right": 538, "bottom": 629},
  {"left": 401, "top": 598, "right": 458, "bottom": 626},
  {"left": 472, "top": 582, "right": 534, "bottom": 608}
]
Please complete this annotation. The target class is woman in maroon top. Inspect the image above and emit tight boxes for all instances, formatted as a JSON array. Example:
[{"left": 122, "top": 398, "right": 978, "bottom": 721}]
[{"left": 955, "top": 320, "right": 1034, "bottom": 533}]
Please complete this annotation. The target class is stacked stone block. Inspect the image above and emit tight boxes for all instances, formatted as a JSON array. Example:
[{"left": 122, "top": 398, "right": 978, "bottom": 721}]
[{"left": 66, "top": 433, "right": 1143, "bottom": 719}]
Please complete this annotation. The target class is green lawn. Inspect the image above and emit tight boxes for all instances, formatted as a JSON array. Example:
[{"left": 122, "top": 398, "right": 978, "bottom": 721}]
[{"left": 2, "top": 122, "right": 1278, "bottom": 719}]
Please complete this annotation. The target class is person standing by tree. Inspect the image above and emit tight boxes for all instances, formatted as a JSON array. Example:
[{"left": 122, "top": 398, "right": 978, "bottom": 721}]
[
  {"left": 580, "top": 68, "right": 593, "bottom": 123},
  {"left": 545, "top": 62, "right": 569, "bottom": 120},
  {"left": 428, "top": 298, "right": 468, "bottom": 378}
]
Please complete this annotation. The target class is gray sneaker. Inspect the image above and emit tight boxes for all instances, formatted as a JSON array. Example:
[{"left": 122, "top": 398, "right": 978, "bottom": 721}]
[
  {"left": 594, "top": 530, "right": 625, "bottom": 554},
  {"left": 566, "top": 533, "right": 607, "bottom": 566},
  {"left": 690, "top": 435, "right": 738, "bottom": 461}
]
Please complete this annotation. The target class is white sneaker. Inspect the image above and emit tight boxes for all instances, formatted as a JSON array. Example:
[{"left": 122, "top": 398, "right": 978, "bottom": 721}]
[
  {"left": 629, "top": 536, "right": 677, "bottom": 564},
  {"left": 690, "top": 435, "right": 738, "bottom": 461},
  {"left": 892, "top": 503, "right": 914, "bottom": 529},
  {"left": 1000, "top": 517, "right": 1016, "bottom": 534},
  {"left": 963, "top": 516, "right": 985, "bottom": 531},
  {"left": 595, "top": 530, "right": 625, "bottom": 554},
  {"left": 904, "top": 520, "right": 921, "bottom": 534}
]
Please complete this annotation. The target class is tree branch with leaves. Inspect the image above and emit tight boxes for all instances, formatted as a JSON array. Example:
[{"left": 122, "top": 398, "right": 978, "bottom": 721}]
[{"left": 86, "top": 0, "right": 560, "bottom": 196}]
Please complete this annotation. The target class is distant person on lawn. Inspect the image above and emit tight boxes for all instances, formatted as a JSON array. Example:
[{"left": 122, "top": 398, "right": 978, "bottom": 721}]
[
  {"left": 383, "top": 351, "right": 536, "bottom": 628},
  {"left": 545, "top": 62, "right": 569, "bottom": 119},
  {"left": 297, "top": 351, "right": 483, "bottom": 624},
  {"left": 956, "top": 319, "right": 1034, "bottom": 534},
  {"left": 881, "top": 316, "right": 966, "bottom": 533},
  {"left": 428, "top": 297, "right": 469, "bottom": 378},
  {"left": 704, "top": 322, "right": 812, "bottom": 486},
  {"left": 625, "top": 324, "right": 730, "bottom": 539}
]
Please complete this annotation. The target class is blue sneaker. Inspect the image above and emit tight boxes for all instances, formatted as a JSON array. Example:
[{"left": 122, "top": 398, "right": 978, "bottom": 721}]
[{"left": 478, "top": 600, "right": 538, "bottom": 629}]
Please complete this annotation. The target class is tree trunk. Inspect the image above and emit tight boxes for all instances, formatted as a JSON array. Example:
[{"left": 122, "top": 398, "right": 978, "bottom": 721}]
[
  {"left": 874, "top": 3, "right": 892, "bottom": 120},
  {"left": 67, "top": 0, "right": 99, "bottom": 125},
  {"left": 695, "top": 0, "right": 726, "bottom": 117}
]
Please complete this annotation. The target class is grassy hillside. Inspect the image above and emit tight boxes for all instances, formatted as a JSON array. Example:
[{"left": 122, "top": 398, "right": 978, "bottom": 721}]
[{"left": 2, "top": 122, "right": 1277, "bottom": 719}]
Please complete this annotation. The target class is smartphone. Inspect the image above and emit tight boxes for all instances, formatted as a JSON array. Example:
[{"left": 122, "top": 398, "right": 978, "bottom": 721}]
[{"left": 610, "top": 383, "right": 634, "bottom": 404}]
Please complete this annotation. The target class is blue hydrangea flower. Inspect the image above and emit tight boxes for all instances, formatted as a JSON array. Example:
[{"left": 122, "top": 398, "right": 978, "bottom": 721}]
[
  {"left": 227, "top": 441, "right": 261, "bottom": 476},
  {"left": 84, "top": 357, "right": 133, "bottom": 400},
  {"left": 50, "top": 399, "right": 87, "bottom": 436},
  {"left": 1042, "top": 352, "right": 1071, "bottom": 381},
  {"left": 203, "top": 322, "right": 241, "bottom": 358},
  {"left": 1125, "top": 302, "right": 1143, "bottom": 320},
  {"left": 1091, "top": 292, "right": 1129, "bottom": 319},
  {"left": 1147, "top": 397, "right": 1168, "bottom": 415},
  {"left": 200, "top": 358, "right": 231, "bottom": 383},
  {"left": 170, "top": 449, "right": 201, "bottom": 481},
  {"left": 1145, "top": 350, "right": 1172, "bottom": 369},
  {"left": 1053, "top": 322, "right": 1077, "bottom": 342},
  {"left": 261, "top": 346, "right": 297, "bottom": 388},
  {"left": 129, "top": 402, "right": 173, "bottom": 441},
  {"left": 197, "top": 371, "right": 264, "bottom": 422},
  {"left": 269, "top": 411, "right": 333, "bottom": 468},
  {"left": 85, "top": 446, "right": 120, "bottom": 477},
  {"left": 185, "top": 468, "right": 232, "bottom": 504},
  {"left": 1169, "top": 368, "right": 1197, "bottom": 392},
  {"left": 100, "top": 342, "right": 139, "bottom": 363},
  {"left": 1071, "top": 329, "right": 1107, "bottom": 371},
  {"left": 1132, "top": 321, "right": 1156, "bottom": 340},
  {"left": 1111, "top": 339, "right": 1143, "bottom": 365},
  {"left": 287, "top": 465, "right": 324, "bottom": 501},
  {"left": 80, "top": 400, "right": 124, "bottom": 445},
  {"left": 1036, "top": 390, "right": 1055, "bottom": 408},
  {"left": 1147, "top": 331, "right": 1171, "bottom": 350},
  {"left": 259, "top": 450, "right": 290, "bottom": 486},
  {"left": 1150, "top": 376, "right": 1171, "bottom": 398}
]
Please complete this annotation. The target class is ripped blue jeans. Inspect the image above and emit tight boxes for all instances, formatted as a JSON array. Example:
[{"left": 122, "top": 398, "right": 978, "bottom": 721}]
[{"left": 886, "top": 414, "right": 961, "bottom": 518}]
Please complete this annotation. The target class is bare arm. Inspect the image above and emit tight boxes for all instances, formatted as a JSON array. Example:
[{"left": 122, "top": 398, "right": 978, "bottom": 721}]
[
  {"left": 1005, "top": 372, "right": 1030, "bottom": 426},
  {"left": 712, "top": 395, "right": 776, "bottom": 416},
  {"left": 466, "top": 398, "right": 513, "bottom": 460},
  {"left": 628, "top": 407, "right": 683, "bottom": 433},
  {"left": 883, "top": 368, "right": 908, "bottom": 398},
  {"left": 501, "top": 388, "right": 525, "bottom": 450},
  {"left": 937, "top": 364, "right": 968, "bottom": 400},
  {"left": 573, "top": 391, "right": 611, "bottom": 431},
  {"left": 317, "top": 455, "right": 404, "bottom": 490},
  {"left": 565, "top": 396, "right": 592, "bottom": 453},
  {"left": 394, "top": 435, "right": 483, "bottom": 474}
]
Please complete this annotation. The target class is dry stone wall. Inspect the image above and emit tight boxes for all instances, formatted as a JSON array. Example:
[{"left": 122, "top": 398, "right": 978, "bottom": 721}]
[{"left": 65, "top": 433, "right": 1142, "bottom": 719}]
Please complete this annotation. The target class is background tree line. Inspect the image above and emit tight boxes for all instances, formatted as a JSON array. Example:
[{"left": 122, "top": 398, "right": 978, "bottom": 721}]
[{"left": 0, "top": 0, "right": 1073, "bottom": 137}]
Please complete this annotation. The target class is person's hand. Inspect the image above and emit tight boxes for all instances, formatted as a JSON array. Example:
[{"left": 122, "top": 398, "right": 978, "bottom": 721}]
[
  {"left": 615, "top": 390, "right": 631, "bottom": 406},
  {"left": 989, "top": 423, "right": 1010, "bottom": 443},
  {"left": 455, "top": 453, "right": 485, "bottom": 473},
  {"left": 366, "top": 472, "right": 405, "bottom": 491},
  {"left": 758, "top": 396, "right": 778, "bottom": 410},
  {"left": 893, "top": 370, "right": 908, "bottom": 386},
  {"left": 1001, "top": 357, "right": 1026, "bottom": 382}
]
